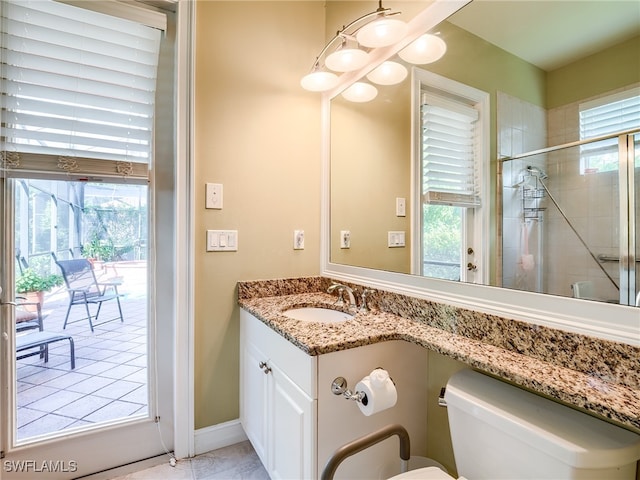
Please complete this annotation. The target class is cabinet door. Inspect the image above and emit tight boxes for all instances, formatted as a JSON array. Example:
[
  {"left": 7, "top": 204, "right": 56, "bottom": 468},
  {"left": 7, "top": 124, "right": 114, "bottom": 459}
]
[
  {"left": 269, "top": 362, "right": 316, "bottom": 480},
  {"left": 240, "top": 338, "right": 269, "bottom": 467}
]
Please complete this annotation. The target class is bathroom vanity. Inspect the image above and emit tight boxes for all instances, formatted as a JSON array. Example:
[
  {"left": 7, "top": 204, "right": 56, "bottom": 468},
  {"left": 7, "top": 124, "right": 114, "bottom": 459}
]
[
  {"left": 238, "top": 276, "right": 640, "bottom": 478},
  {"left": 240, "top": 308, "right": 429, "bottom": 479}
]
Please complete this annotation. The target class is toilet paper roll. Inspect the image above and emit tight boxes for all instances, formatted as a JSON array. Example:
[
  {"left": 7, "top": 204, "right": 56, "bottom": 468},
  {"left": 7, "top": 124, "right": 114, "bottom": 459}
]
[{"left": 355, "top": 375, "right": 397, "bottom": 416}]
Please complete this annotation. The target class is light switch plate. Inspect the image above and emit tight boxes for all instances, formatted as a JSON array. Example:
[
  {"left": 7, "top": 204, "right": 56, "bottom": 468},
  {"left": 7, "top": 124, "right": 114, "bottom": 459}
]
[
  {"left": 205, "top": 183, "right": 223, "bottom": 209},
  {"left": 396, "top": 197, "right": 406, "bottom": 217},
  {"left": 388, "top": 231, "right": 405, "bottom": 248},
  {"left": 294, "top": 230, "right": 305, "bottom": 250},
  {"left": 207, "top": 230, "right": 237, "bottom": 251}
]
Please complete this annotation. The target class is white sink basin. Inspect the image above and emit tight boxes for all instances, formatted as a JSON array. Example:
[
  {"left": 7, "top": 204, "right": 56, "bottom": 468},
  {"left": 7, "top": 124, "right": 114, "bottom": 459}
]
[{"left": 282, "top": 307, "right": 353, "bottom": 323}]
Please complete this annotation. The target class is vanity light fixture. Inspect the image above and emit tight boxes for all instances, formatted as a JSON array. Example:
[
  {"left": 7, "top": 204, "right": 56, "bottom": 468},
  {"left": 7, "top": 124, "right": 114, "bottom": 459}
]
[
  {"left": 301, "top": 1, "right": 448, "bottom": 100},
  {"left": 366, "top": 60, "right": 408, "bottom": 85},
  {"left": 300, "top": 0, "right": 405, "bottom": 92}
]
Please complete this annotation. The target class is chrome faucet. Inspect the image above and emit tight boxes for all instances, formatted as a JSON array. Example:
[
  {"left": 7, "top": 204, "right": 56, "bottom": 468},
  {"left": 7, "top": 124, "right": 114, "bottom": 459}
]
[
  {"left": 359, "top": 288, "right": 373, "bottom": 313},
  {"left": 327, "top": 282, "right": 356, "bottom": 309}
]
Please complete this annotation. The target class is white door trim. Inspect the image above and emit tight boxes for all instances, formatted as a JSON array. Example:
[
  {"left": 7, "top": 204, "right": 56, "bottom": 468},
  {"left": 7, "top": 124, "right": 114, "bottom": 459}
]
[{"left": 173, "top": 0, "right": 196, "bottom": 460}]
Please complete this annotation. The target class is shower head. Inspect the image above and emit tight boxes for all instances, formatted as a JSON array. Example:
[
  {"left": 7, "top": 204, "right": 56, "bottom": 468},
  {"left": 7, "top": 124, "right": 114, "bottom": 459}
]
[
  {"left": 509, "top": 166, "right": 548, "bottom": 189},
  {"left": 526, "top": 165, "right": 548, "bottom": 179}
]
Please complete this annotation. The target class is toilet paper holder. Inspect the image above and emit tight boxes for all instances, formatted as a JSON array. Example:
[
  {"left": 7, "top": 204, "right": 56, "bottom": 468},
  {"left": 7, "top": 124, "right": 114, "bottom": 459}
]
[{"left": 331, "top": 376, "right": 367, "bottom": 404}]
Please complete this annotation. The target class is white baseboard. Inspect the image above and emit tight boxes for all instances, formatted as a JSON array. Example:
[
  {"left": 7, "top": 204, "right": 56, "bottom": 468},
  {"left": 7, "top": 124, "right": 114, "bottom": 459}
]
[{"left": 194, "top": 418, "right": 248, "bottom": 456}]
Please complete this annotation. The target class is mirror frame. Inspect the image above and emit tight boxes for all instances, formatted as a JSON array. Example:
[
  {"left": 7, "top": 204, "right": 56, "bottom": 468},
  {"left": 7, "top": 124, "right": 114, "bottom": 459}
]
[{"left": 320, "top": 0, "right": 639, "bottom": 346}]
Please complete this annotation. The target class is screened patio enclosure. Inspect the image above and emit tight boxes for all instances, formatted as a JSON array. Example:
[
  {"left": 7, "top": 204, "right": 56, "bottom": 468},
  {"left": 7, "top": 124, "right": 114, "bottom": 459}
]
[
  {"left": 12, "top": 178, "right": 150, "bottom": 441},
  {"left": 15, "top": 179, "right": 147, "bottom": 278}
]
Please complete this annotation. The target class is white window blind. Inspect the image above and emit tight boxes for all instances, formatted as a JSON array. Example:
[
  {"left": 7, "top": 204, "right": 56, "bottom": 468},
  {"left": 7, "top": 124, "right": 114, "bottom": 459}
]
[
  {"left": 421, "top": 93, "right": 480, "bottom": 207},
  {"left": 579, "top": 90, "right": 640, "bottom": 173},
  {"left": 0, "top": 0, "right": 162, "bottom": 181}
]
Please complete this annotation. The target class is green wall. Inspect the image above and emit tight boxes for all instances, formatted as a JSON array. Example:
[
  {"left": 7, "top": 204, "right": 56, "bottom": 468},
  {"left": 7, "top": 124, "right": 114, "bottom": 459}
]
[{"left": 547, "top": 35, "right": 640, "bottom": 109}]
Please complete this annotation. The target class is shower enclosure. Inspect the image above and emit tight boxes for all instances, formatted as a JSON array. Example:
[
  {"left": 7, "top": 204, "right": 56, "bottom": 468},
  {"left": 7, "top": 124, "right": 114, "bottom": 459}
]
[{"left": 500, "top": 129, "right": 639, "bottom": 306}]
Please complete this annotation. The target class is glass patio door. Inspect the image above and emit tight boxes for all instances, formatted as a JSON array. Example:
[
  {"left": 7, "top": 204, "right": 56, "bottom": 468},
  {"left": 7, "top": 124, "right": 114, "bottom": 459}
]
[
  {"left": 0, "top": 0, "right": 178, "bottom": 476},
  {"left": 12, "top": 178, "right": 149, "bottom": 440},
  {"left": 0, "top": 176, "right": 170, "bottom": 478}
]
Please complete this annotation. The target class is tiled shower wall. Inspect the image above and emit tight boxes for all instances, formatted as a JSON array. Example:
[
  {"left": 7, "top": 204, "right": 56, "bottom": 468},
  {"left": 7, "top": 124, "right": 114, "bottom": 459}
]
[
  {"left": 497, "top": 92, "right": 547, "bottom": 291},
  {"left": 498, "top": 85, "right": 639, "bottom": 302},
  {"left": 545, "top": 84, "right": 639, "bottom": 301}
]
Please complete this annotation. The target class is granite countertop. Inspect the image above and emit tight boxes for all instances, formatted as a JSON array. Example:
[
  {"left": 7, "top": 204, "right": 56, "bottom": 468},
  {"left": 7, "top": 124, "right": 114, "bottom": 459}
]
[{"left": 238, "top": 278, "right": 640, "bottom": 435}]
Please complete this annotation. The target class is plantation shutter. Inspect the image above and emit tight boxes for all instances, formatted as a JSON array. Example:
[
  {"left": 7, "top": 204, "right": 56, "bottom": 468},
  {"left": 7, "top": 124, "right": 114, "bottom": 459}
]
[
  {"left": 579, "top": 90, "right": 640, "bottom": 163},
  {"left": 421, "top": 92, "right": 480, "bottom": 207},
  {"left": 0, "top": 0, "right": 162, "bottom": 182}
]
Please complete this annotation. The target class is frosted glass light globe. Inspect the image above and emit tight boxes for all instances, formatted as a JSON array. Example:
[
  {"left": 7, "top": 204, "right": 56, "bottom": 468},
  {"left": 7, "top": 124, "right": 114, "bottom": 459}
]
[
  {"left": 399, "top": 33, "right": 447, "bottom": 64},
  {"left": 341, "top": 82, "right": 378, "bottom": 103},
  {"left": 325, "top": 48, "right": 369, "bottom": 72},
  {"left": 300, "top": 70, "right": 339, "bottom": 92},
  {"left": 366, "top": 61, "right": 408, "bottom": 85},
  {"left": 357, "top": 17, "right": 408, "bottom": 48}
]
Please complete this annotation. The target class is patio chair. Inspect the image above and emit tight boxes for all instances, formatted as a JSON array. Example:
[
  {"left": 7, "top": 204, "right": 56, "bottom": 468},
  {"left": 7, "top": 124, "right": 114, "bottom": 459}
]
[
  {"left": 54, "top": 258, "right": 124, "bottom": 332},
  {"left": 15, "top": 299, "right": 76, "bottom": 369},
  {"left": 15, "top": 297, "right": 43, "bottom": 333}
]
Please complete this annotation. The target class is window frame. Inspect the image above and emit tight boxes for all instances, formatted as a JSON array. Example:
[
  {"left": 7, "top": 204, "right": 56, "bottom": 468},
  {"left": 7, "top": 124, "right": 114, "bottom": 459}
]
[
  {"left": 579, "top": 88, "right": 640, "bottom": 174},
  {"left": 411, "top": 68, "right": 490, "bottom": 284}
]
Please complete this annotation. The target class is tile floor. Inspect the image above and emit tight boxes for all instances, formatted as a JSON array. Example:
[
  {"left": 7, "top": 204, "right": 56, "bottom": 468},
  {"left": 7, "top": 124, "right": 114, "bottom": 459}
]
[
  {"left": 15, "top": 263, "right": 270, "bottom": 479},
  {"left": 16, "top": 263, "right": 148, "bottom": 440},
  {"left": 106, "top": 441, "right": 269, "bottom": 480}
]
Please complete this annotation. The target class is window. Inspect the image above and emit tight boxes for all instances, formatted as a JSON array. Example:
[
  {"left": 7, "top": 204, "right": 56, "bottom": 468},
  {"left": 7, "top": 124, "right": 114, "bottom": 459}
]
[
  {"left": 579, "top": 90, "right": 640, "bottom": 174},
  {"left": 413, "top": 69, "right": 488, "bottom": 282},
  {"left": 421, "top": 94, "right": 480, "bottom": 208}
]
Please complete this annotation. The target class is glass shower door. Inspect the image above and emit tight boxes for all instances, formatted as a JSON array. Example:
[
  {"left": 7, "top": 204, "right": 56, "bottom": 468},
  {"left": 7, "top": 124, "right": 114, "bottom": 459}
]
[
  {"left": 501, "top": 130, "right": 639, "bottom": 307},
  {"left": 625, "top": 133, "right": 639, "bottom": 306}
]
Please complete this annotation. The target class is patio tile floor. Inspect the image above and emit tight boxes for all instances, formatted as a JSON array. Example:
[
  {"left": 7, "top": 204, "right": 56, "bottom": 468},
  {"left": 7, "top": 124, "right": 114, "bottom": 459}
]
[{"left": 15, "top": 277, "right": 148, "bottom": 441}]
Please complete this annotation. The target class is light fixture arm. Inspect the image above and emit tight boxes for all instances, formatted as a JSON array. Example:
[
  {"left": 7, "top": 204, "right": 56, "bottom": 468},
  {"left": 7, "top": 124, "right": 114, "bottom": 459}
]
[{"left": 305, "top": 3, "right": 401, "bottom": 72}]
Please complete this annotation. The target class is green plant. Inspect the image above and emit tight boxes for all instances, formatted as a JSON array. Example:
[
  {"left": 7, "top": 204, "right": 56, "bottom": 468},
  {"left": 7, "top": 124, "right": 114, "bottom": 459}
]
[
  {"left": 16, "top": 268, "right": 63, "bottom": 293},
  {"left": 82, "top": 237, "right": 115, "bottom": 261}
]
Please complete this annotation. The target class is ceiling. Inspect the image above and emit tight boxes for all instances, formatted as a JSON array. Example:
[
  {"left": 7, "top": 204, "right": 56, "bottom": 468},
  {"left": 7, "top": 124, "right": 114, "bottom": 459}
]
[{"left": 447, "top": 0, "right": 640, "bottom": 71}]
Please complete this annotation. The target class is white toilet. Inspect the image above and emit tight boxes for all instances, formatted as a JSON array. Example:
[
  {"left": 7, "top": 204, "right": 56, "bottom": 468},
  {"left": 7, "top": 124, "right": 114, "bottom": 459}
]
[{"left": 390, "top": 369, "right": 640, "bottom": 480}]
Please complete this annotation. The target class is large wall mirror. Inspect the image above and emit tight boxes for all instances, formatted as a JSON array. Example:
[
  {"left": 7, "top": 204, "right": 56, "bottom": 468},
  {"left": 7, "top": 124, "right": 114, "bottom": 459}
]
[{"left": 323, "top": 0, "right": 639, "bottom": 342}]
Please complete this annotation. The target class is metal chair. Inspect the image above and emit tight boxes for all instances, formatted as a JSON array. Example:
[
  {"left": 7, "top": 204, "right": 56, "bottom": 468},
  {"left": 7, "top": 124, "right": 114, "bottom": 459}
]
[
  {"left": 55, "top": 258, "right": 124, "bottom": 332},
  {"left": 15, "top": 298, "right": 76, "bottom": 369},
  {"left": 15, "top": 297, "right": 43, "bottom": 333}
]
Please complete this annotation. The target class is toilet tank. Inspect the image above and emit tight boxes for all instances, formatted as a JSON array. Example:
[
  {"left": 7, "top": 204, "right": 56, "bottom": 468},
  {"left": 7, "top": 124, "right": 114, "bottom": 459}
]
[{"left": 444, "top": 369, "right": 640, "bottom": 480}]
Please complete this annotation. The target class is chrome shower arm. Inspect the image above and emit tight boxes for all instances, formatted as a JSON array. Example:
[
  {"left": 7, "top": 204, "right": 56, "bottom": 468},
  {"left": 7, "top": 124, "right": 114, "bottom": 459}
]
[{"left": 538, "top": 178, "right": 619, "bottom": 291}]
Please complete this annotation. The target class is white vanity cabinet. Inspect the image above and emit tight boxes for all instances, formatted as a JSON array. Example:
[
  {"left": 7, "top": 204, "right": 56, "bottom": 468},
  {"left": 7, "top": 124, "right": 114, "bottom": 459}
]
[
  {"left": 240, "top": 309, "right": 429, "bottom": 479},
  {"left": 240, "top": 310, "right": 317, "bottom": 480}
]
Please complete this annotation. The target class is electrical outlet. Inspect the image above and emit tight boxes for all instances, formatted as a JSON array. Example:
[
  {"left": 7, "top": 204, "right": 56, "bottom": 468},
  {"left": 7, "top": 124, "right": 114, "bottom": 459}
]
[
  {"left": 294, "top": 230, "right": 305, "bottom": 250},
  {"left": 340, "top": 230, "right": 351, "bottom": 249}
]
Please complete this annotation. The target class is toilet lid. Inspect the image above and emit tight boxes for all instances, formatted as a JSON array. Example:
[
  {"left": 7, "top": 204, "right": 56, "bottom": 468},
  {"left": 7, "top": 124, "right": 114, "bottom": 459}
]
[{"left": 387, "top": 466, "right": 456, "bottom": 479}]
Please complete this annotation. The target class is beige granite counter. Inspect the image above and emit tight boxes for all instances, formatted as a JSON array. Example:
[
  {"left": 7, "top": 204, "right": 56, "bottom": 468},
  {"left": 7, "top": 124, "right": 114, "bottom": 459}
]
[{"left": 237, "top": 277, "right": 640, "bottom": 434}]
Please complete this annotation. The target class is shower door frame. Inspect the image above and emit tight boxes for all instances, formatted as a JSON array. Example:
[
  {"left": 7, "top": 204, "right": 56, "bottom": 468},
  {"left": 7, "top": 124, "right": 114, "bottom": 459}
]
[
  {"left": 500, "top": 127, "right": 640, "bottom": 306},
  {"left": 619, "top": 132, "right": 637, "bottom": 306}
]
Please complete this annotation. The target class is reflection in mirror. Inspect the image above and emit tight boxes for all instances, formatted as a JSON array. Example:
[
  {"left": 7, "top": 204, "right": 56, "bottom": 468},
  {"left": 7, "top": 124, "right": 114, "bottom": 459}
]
[
  {"left": 329, "top": 0, "right": 640, "bottom": 306},
  {"left": 500, "top": 131, "right": 639, "bottom": 306},
  {"left": 330, "top": 82, "right": 411, "bottom": 274}
]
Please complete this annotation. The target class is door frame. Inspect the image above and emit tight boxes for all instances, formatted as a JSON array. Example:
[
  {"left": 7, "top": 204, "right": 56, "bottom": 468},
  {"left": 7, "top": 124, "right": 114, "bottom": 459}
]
[
  {"left": 0, "top": 0, "right": 195, "bottom": 475},
  {"left": 173, "top": 0, "right": 195, "bottom": 461}
]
